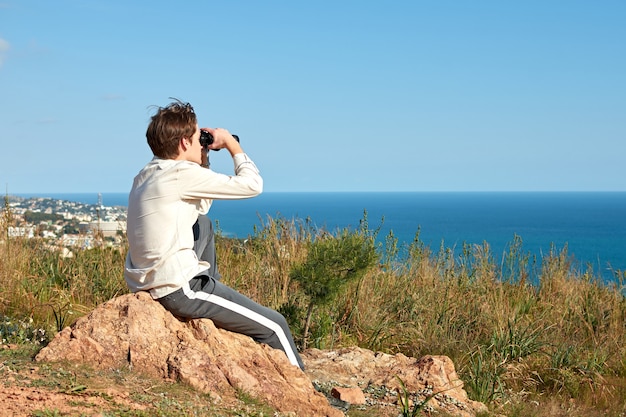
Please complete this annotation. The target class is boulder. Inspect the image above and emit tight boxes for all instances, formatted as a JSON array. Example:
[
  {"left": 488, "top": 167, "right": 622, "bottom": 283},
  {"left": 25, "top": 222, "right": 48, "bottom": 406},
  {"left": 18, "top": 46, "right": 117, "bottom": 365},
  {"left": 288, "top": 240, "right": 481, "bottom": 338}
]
[
  {"left": 36, "top": 292, "right": 486, "bottom": 416},
  {"left": 36, "top": 292, "right": 341, "bottom": 417}
]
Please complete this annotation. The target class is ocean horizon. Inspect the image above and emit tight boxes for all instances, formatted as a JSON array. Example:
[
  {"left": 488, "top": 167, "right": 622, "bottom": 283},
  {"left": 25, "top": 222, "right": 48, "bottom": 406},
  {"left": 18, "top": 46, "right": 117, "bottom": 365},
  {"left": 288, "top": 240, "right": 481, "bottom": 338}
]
[{"left": 13, "top": 191, "right": 626, "bottom": 282}]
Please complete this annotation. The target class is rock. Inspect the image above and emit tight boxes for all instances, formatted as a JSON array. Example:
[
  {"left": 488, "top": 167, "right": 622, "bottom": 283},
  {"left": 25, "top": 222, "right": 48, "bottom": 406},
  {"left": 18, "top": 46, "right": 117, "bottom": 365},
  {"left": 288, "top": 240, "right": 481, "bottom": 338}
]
[
  {"left": 331, "top": 386, "right": 366, "bottom": 405},
  {"left": 35, "top": 292, "right": 486, "bottom": 417},
  {"left": 303, "top": 347, "right": 488, "bottom": 417},
  {"left": 35, "top": 292, "right": 342, "bottom": 417}
]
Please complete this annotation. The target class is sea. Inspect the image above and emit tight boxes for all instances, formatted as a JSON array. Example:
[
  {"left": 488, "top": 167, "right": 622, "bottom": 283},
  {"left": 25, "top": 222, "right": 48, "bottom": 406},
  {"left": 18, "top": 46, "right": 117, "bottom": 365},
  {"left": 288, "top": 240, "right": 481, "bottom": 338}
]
[{"left": 15, "top": 191, "right": 626, "bottom": 283}]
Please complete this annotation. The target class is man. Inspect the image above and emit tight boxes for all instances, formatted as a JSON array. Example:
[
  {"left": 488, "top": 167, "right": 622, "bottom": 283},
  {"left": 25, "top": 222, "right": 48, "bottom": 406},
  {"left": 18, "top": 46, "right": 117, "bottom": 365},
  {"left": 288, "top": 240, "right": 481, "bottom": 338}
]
[{"left": 124, "top": 100, "right": 304, "bottom": 369}]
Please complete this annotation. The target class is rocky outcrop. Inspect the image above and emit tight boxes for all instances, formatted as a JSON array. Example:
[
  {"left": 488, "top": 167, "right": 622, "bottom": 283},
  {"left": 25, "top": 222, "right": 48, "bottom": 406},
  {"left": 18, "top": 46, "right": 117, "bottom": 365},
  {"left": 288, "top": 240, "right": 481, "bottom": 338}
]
[
  {"left": 35, "top": 292, "right": 486, "bottom": 416},
  {"left": 303, "top": 348, "right": 487, "bottom": 417}
]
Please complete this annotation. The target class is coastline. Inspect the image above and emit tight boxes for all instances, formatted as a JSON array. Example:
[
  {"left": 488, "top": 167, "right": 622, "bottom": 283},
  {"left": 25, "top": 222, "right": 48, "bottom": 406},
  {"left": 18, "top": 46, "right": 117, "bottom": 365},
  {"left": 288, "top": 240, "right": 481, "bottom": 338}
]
[{"left": 10, "top": 191, "right": 626, "bottom": 279}]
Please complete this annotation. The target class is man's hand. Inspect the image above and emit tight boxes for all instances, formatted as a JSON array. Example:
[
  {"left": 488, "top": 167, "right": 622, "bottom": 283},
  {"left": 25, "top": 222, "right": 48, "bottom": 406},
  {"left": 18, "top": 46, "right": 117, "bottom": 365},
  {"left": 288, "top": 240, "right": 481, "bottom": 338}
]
[{"left": 203, "top": 128, "right": 243, "bottom": 156}]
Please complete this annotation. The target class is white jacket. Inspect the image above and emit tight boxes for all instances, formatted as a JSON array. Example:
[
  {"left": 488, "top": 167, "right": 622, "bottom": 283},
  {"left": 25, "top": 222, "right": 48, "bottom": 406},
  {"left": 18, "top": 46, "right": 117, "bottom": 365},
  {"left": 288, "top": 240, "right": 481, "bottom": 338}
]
[{"left": 124, "top": 153, "right": 262, "bottom": 298}]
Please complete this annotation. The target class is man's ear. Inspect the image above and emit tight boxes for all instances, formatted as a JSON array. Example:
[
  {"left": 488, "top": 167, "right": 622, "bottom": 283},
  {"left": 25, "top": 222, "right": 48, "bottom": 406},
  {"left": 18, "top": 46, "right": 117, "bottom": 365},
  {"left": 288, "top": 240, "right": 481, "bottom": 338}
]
[{"left": 180, "top": 137, "right": 190, "bottom": 150}]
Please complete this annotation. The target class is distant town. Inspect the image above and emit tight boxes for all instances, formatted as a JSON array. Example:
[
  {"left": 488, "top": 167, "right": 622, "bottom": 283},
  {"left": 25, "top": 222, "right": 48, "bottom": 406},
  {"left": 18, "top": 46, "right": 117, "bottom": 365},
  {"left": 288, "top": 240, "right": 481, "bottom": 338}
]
[{"left": 2, "top": 194, "right": 127, "bottom": 254}]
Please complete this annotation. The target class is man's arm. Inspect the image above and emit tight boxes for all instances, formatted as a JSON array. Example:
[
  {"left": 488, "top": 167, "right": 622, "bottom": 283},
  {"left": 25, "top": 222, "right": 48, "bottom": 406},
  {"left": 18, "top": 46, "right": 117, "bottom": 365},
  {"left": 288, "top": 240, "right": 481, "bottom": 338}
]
[{"left": 205, "top": 128, "right": 243, "bottom": 156}]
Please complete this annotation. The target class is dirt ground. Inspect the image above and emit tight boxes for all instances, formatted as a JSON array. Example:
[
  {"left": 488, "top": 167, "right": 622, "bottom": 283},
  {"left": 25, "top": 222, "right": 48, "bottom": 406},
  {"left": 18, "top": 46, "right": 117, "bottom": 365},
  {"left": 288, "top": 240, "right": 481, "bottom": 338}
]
[
  {"left": 0, "top": 344, "right": 249, "bottom": 417},
  {"left": 0, "top": 364, "right": 148, "bottom": 416},
  {"left": 0, "top": 384, "right": 146, "bottom": 416}
]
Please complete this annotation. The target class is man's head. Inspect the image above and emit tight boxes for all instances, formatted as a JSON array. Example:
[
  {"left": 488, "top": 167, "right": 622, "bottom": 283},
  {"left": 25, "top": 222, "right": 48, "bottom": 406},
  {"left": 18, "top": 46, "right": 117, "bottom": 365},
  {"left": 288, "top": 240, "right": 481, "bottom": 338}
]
[{"left": 146, "top": 100, "right": 198, "bottom": 159}]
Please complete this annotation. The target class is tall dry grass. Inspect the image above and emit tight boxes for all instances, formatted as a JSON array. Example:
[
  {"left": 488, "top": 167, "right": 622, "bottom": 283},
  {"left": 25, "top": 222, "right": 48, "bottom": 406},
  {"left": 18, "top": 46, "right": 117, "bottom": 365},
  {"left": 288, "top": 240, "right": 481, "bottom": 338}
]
[
  {"left": 1, "top": 209, "right": 625, "bottom": 415},
  {"left": 218, "top": 217, "right": 626, "bottom": 414},
  {"left": 1, "top": 222, "right": 127, "bottom": 332}
]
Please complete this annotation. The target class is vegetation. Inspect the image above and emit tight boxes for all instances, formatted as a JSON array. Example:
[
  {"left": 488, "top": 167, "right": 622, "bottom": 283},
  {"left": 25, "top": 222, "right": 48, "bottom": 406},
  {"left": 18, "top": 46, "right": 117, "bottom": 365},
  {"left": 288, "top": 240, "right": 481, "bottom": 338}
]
[
  {"left": 1, "top": 203, "right": 626, "bottom": 416},
  {"left": 23, "top": 211, "right": 64, "bottom": 224},
  {"left": 289, "top": 221, "right": 378, "bottom": 347}
]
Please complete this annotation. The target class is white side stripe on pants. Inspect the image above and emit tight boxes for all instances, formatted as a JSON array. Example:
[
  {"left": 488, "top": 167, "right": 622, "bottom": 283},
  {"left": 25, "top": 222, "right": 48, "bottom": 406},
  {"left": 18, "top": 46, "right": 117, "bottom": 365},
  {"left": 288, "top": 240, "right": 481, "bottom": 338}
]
[{"left": 181, "top": 283, "right": 301, "bottom": 367}]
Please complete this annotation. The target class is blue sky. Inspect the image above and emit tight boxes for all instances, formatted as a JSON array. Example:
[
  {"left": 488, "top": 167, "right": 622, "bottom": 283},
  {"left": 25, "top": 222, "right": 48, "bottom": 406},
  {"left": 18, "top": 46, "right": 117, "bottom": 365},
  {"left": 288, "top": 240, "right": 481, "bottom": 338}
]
[{"left": 1, "top": 1, "right": 624, "bottom": 193}]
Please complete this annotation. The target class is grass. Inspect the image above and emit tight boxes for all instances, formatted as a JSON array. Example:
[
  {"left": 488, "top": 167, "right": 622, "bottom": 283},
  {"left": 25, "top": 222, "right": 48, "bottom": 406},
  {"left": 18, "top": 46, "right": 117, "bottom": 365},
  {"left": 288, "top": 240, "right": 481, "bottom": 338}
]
[{"left": 2, "top": 207, "right": 626, "bottom": 416}]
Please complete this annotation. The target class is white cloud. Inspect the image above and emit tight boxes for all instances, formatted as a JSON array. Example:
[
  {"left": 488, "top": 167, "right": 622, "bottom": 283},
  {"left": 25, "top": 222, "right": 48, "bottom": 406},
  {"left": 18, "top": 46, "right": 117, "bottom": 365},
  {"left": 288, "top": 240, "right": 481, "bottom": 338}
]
[{"left": 0, "top": 38, "right": 9, "bottom": 67}]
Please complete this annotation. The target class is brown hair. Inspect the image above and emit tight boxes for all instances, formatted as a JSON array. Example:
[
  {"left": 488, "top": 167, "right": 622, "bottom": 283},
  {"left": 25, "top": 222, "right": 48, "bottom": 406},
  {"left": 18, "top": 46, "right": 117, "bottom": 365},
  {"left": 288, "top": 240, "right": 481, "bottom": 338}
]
[{"left": 146, "top": 99, "right": 198, "bottom": 158}]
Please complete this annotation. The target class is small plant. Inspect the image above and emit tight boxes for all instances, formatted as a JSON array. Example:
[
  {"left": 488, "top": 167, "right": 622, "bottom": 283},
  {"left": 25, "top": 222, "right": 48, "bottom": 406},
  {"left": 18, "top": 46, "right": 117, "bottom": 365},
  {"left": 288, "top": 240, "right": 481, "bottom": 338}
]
[
  {"left": 51, "top": 298, "right": 74, "bottom": 332},
  {"left": 463, "top": 347, "right": 506, "bottom": 404},
  {"left": 396, "top": 376, "right": 436, "bottom": 416},
  {"left": 0, "top": 315, "right": 47, "bottom": 345},
  {"left": 551, "top": 344, "right": 576, "bottom": 369},
  {"left": 488, "top": 319, "right": 547, "bottom": 362},
  {"left": 289, "top": 227, "right": 379, "bottom": 348},
  {"left": 62, "top": 371, "right": 87, "bottom": 394}
]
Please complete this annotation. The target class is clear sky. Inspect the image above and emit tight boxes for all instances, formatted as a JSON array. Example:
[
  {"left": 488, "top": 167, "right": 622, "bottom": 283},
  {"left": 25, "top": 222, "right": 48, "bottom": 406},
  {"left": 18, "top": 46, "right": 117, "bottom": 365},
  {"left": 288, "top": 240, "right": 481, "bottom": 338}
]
[{"left": 1, "top": 1, "right": 624, "bottom": 193}]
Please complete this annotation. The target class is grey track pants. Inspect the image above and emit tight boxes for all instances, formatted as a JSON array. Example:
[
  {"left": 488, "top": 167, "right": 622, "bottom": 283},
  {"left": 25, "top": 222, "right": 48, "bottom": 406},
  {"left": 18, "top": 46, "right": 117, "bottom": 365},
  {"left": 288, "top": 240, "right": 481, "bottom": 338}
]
[{"left": 158, "top": 215, "right": 304, "bottom": 370}]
